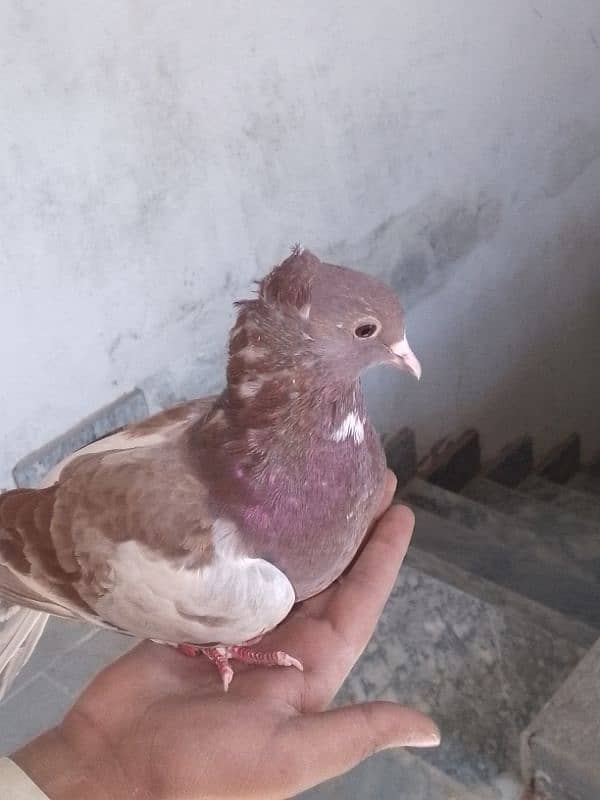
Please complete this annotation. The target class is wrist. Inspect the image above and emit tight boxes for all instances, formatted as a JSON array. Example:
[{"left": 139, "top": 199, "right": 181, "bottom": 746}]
[{"left": 12, "top": 724, "right": 134, "bottom": 800}]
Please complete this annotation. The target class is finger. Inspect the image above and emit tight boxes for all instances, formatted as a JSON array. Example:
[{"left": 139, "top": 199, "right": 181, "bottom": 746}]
[
  {"left": 280, "top": 702, "right": 439, "bottom": 795},
  {"left": 325, "top": 504, "right": 415, "bottom": 656}
]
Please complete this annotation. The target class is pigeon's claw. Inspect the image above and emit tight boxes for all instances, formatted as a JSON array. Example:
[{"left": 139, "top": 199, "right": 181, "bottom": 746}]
[
  {"left": 202, "top": 646, "right": 235, "bottom": 691},
  {"left": 228, "top": 644, "right": 304, "bottom": 672},
  {"left": 177, "top": 642, "right": 303, "bottom": 691}
]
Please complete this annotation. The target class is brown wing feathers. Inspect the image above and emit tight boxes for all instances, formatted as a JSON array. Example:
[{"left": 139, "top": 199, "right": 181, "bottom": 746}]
[
  {"left": 0, "top": 487, "right": 56, "bottom": 577},
  {"left": 0, "top": 485, "right": 84, "bottom": 617}
]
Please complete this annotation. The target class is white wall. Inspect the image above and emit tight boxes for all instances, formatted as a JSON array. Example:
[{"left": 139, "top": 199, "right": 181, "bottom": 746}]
[{"left": 1, "top": 1, "right": 600, "bottom": 489}]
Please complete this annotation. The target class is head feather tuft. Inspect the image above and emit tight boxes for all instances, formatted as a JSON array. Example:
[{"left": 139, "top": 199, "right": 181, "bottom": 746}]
[{"left": 259, "top": 248, "right": 320, "bottom": 313}]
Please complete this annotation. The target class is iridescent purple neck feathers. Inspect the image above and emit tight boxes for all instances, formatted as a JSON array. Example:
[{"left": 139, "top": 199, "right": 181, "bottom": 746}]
[{"left": 188, "top": 247, "right": 420, "bottom": 598}]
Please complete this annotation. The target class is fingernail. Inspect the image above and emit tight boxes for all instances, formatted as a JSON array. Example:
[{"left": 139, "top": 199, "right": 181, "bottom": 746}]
[
  {"left": 392, "top": 723, "right": 441, "bottom": 747},
  {"left": 409, "top": 727, "right": 441, "bottom": 748},
  {"left": 388, "top": 724, "right": 440, "bottom": 749}
]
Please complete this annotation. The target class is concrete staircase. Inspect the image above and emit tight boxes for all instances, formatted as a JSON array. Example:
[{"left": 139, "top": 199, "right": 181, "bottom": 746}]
[{"left": 306, "top": 430, "right": 600, "bottom": 800}]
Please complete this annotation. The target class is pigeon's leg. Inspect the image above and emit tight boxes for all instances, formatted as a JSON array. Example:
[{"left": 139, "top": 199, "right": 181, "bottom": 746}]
[
  {"left": 177, "top": 641, "right": 303, "bottom": 691},
  {"left": 200, "top": 646, "right": 235, "bottom": 691},
  {"left": 228, "top": 645, "right": 303, "bottom": 672},
  {"left": 177, "top": 643, "right": 235, "bottom": 690}
]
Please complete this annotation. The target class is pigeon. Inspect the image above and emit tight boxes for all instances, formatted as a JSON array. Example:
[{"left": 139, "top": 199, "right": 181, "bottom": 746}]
[{"left": 0, "top": 248, "right": 421, "bottom": 693}]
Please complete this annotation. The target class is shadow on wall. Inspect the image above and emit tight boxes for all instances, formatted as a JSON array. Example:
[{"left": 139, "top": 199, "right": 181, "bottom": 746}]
[
  {"left": 374, "top": 209, "right": 600, "bottom": 464},
  {"left": 326, "top": 189, "right": 503, "bottom": 310}
]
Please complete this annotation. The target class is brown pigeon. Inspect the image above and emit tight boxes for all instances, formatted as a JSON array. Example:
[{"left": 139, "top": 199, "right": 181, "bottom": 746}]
[{"left": 0, "top": 248, "right": 421, "bottom": 693}]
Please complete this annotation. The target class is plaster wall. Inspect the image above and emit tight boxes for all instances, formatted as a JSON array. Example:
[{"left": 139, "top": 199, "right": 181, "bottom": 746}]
[{"left": 1, "top": 1, "right": 600, "bottom": 487}]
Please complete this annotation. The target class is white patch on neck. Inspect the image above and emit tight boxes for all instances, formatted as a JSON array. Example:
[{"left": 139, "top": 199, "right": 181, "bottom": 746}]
[
  {"left": 237, "top": 344, "right": 267, "bottom": 363},
  {"left": 237, "top": 377, "right": 264, "bottom": 399},
  {"left": 331, "top": 411, "right": 365, "bottom": 444}
]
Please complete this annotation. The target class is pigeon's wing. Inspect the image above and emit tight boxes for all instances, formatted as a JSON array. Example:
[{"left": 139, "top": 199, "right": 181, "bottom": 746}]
[
  {"left": 0, "top": 486, "right": 87, "bottom": 619},
  {"left": 39, "top": 396, "right": 218, "bottom": 489},
  {"left": 0, "top": 398, "right": 295, "bottom": 645},
  {"left": 0, "top": 397, "right": 219, "bottom": 621},
  {"left": 122, "top": 396, "right": 218, "bottom": 438}
]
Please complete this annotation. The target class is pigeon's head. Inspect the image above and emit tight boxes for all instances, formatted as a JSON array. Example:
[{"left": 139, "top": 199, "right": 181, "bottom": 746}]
[{"left": 253, "top": 248, "right": 421, "bottom": 383}]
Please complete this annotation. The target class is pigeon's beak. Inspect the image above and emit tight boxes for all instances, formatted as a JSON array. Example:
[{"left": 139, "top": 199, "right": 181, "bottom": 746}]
[{"left": 389, "top": 337, "right": 422, "bottom": 380}]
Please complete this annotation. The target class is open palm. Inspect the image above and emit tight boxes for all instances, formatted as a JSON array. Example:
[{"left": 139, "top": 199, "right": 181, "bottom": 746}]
[{"left": 15, "top": 471, "right": 439, "bottom": 800}]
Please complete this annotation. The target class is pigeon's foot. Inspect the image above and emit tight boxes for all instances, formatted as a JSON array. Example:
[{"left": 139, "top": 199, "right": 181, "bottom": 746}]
[
  {"left": 200, "top": 646, "right": 235, "bottom": 691},
  {"left": 177, "top": 642, "right": 303, "bottom": 691}
]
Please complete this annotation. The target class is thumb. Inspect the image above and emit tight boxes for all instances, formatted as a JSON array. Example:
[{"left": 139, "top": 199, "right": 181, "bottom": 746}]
[{"left": 282, "top": 702, "right": 439, "bottom": 794}]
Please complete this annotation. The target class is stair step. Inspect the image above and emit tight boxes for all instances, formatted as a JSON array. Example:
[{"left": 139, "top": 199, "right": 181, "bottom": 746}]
[
  {"left": 462, "top": 477, "right": 600, "bottom": 580},
  {"left": 299, "top": 748, "right": 484, "bottom": 800},
  {"left": 324, "top": 562, "right": 584, "bottom": 798},
  {"left": 522, "top": 638, "right": 600, "bottom": 800},
  {"left": 405, "top": 546, "right": 597, "bottom": 650},
  {"left": 384, "top": 427, "right": 417, "bottom": 489},
  {"left": 586, "top": 449, "right": 600, "bottom": 476},
  {"left": 484, "top": 435, "right": 534, "bottom": 488},
  {"left": 418, "top": 430, "right": 481, "bottom": 492},
  {"left": 536, "top": 433, "right": 581, "bottom": 484},
  {"left": 568, "top": 471, "right": 600, "bottom": 497},
  {"left": 401, "top": 480, "right": 600, "bottom": 629},
  {"left": 519, "top": 475, "right": 600, "bottom": 526}
]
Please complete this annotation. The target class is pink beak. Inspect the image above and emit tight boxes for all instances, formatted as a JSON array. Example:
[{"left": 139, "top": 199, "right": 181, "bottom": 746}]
[{"left": 389, "top": 337, "right": 422, "bottom": 380}]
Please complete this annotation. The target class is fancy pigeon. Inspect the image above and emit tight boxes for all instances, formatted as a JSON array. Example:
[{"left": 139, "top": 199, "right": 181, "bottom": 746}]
[{"left": 0, "top": 248, "right": 421, "bottom": 693}]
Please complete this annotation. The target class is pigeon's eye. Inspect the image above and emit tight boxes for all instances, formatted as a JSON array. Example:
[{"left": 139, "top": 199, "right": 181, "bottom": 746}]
[{"left": 354, "top": 320, "right": 380, "bottom": 339}]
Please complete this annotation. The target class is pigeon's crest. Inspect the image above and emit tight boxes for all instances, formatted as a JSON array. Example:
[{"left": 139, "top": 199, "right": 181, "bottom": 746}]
[{"left": 259, "top": 248, "right": 318, "bottom": 315}]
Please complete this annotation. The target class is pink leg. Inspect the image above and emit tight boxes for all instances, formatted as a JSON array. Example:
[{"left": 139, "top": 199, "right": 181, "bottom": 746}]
[
  {"left": 176, "top": 640, "right": 302, "bottom": 692},
  {"left": 228, "top": 645, "right": 303, "bottom": 671},
  {"left": 200, "top": 646, "right": 235, "bottom": 692}
]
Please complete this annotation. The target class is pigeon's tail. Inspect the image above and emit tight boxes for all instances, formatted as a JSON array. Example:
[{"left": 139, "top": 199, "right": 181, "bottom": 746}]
[{"left": 0, "top": 602, "right": 48, "bottom": 700}]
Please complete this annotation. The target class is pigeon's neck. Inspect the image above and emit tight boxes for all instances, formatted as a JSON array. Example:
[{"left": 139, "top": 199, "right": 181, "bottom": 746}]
[
  {"left": 189, "top": 366, "right": 383, "bottom": 601},
  {"left": 210, "top": 301, "right": 368, "bottom": 438},
  {"left": 191, "top": 359, "right": 369, "bottom": 468},
  {"left": 190, "top": 302, "right": 374, "bottom": 492},
  {"left": 217, "top": 371, "right": 366, "bottom": 439}
]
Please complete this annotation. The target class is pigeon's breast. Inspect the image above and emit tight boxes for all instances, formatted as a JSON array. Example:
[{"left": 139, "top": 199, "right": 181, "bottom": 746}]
[{"left": 238, "top": 421, "right": 386, "bottom": 601}]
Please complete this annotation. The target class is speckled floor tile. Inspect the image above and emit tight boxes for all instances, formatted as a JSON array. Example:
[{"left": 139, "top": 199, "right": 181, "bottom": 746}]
[
  {"left": 298, "top": 749, "right": 487, "bottom": 800},
  {"left": 523, "top": 637, "right": 600, "bottom": 800},
  {"left": 519, "top": 475, "right": 600, "bottom": 525},
  {"left": 331, "top": 566, "right": 583, "bottom": 793},
  {"left": 462, "top": 478, "right": 600, "bottom": 569},
  {"left": 568, "top": 472, "right": 600, "bottom": 497},
  {"left": 403, "top": 478, "right": 600, "bottom": 628}
]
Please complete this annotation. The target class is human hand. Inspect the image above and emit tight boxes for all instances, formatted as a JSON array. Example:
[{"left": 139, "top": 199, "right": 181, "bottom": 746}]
[{"left": 13, "top": 470, "right": 439, "bottom": 800}]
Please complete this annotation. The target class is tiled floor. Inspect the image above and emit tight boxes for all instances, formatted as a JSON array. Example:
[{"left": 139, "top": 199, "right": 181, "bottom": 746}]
[{"left": 0, "top": 618, "right": 135, "bottom": 754}]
